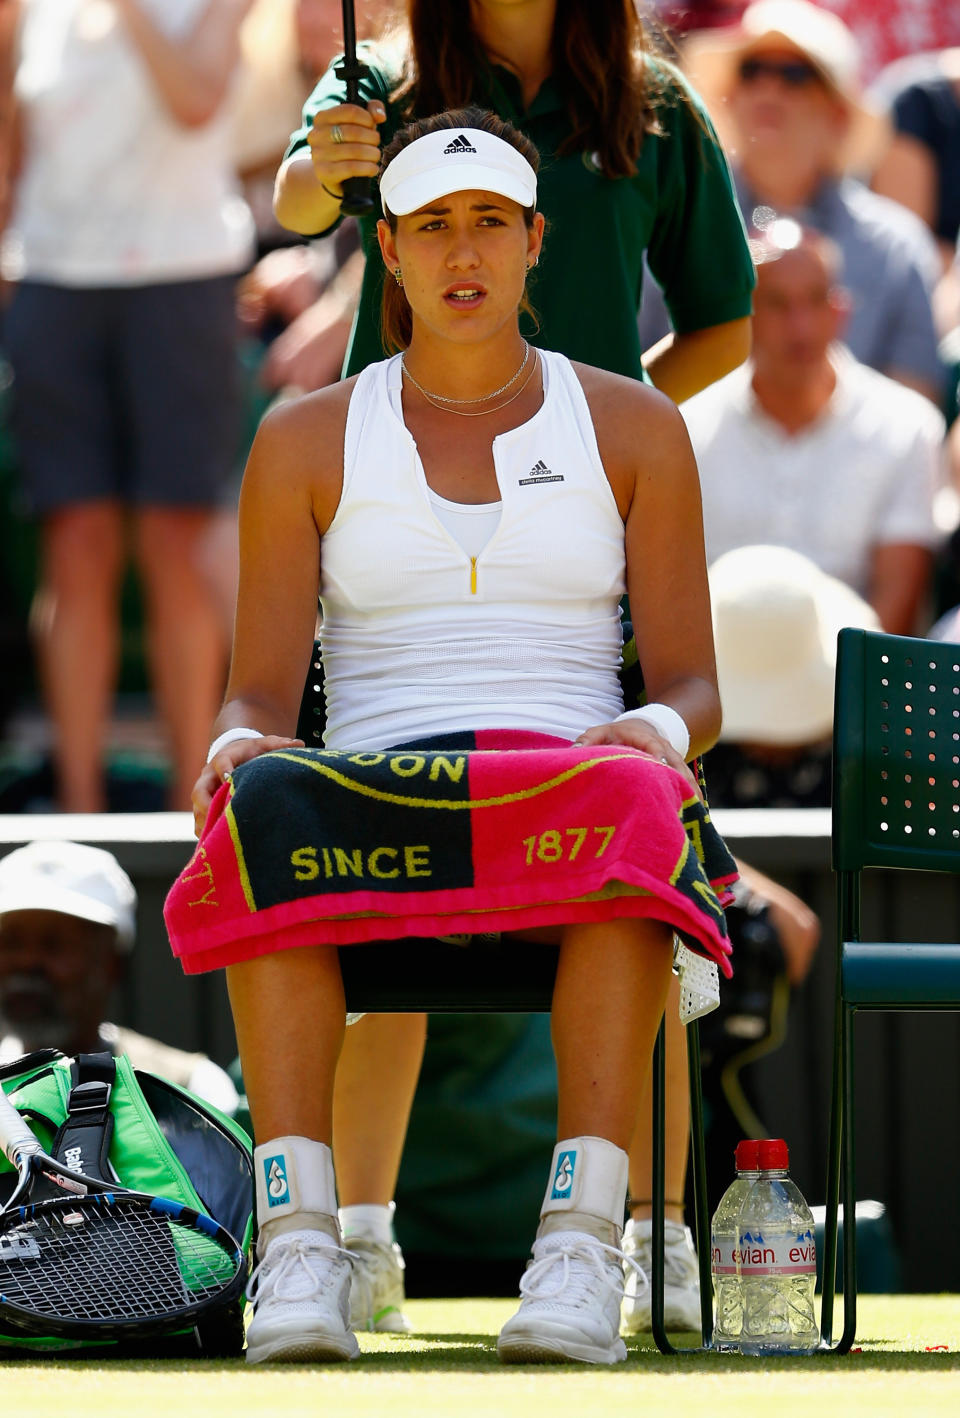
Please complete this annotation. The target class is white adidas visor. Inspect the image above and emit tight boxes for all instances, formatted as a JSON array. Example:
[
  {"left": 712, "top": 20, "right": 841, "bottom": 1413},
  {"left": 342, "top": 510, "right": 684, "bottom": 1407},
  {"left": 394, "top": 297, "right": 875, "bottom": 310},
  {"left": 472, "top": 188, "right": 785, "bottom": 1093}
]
[{"left": 380, "top": 127, "right": 537, "bottom": 217}]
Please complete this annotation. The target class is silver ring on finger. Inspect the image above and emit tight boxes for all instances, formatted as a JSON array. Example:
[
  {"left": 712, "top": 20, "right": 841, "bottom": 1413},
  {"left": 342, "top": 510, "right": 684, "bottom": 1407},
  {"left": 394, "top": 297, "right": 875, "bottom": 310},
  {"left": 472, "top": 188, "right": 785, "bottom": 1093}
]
[
  {"left": 331, "top": 124, "right": 344, "bottom": 144},
  {"left": 659, "top": 756, "right": 669, "bottom": 764}
]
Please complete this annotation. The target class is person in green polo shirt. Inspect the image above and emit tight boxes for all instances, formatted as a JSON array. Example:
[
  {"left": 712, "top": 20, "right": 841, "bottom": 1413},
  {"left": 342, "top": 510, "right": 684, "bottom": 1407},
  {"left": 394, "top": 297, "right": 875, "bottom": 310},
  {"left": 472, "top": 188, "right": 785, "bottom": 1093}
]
[
  {"left": 269, "top": 0, "right": 754, "bottom": 1335},
  {"left": 275, "top": 0, "right": 754, "bottom": 401}
]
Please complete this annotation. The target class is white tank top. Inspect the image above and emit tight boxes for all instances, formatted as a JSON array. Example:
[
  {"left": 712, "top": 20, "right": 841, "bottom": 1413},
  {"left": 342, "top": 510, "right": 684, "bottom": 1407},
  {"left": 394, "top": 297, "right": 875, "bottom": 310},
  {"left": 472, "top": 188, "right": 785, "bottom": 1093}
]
[{"left": 319, "top": 349, "right": 627, "bottom": 749}]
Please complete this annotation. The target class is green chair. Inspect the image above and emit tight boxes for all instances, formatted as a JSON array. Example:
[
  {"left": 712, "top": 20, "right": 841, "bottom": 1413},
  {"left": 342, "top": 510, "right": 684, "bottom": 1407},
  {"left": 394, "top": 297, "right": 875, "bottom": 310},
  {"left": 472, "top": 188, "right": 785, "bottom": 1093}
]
[
  {"left": 297, "top": 635, "right": 718, "bottom": 1355},
  {"left": 821, "top": 627, "right": 960, "bottom": 1352}
]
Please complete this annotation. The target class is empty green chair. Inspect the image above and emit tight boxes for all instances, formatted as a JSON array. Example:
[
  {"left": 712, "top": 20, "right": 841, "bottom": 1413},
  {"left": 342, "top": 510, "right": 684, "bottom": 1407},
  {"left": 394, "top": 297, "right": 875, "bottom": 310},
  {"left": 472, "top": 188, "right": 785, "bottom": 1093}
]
[{"left": 821, "top": 628, "right": 960, "bottom": 1351}]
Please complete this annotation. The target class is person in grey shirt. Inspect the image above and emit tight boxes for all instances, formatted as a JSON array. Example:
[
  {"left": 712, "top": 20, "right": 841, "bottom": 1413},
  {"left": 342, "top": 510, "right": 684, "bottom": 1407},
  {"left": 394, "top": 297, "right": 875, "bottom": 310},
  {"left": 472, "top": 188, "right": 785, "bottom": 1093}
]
[{"left": 641, "top": 0, "right": 945, "bottom": 404}]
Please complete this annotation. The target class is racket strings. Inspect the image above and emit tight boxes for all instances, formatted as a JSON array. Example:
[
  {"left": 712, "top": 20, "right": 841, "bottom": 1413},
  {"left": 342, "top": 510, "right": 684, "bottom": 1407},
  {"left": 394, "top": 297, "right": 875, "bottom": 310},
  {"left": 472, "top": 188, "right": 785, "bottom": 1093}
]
[{"left": 0, "top": 1199, "right": 237, "bottom": 1324}]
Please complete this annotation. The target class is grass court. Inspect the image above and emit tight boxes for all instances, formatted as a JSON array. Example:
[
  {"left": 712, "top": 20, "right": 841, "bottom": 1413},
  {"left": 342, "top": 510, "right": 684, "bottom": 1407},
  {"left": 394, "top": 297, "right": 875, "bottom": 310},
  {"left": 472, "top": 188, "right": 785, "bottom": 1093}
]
[{"left": 3, "top": 1294, "right": 959, "bottom": 1417}]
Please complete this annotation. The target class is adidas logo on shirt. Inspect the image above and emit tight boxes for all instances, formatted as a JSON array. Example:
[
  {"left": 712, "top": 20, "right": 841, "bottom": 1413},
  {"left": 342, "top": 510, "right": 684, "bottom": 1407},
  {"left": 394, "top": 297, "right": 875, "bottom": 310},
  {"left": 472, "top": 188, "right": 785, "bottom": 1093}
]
[
  {"left": 519, "top": 458, "right": 564, "bottom": 486},
  {"left": 443, "top": 134, "right": 478, "bottom": 155}
]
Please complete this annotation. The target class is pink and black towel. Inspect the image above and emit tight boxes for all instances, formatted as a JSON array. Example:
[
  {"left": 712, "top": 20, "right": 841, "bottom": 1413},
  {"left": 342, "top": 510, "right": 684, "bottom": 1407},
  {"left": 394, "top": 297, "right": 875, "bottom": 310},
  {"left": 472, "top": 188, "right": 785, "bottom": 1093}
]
[{"left": 164, "top": 731, "right": 737, "bottom": 977}]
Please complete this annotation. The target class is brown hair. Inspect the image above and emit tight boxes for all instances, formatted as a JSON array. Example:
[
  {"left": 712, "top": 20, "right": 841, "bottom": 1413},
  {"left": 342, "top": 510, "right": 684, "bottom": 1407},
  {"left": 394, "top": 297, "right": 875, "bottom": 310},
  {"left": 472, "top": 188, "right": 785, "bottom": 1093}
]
[
  {"left": 389, "top": 0, "right": 681, "bottom": 180},
  {"left": 379, "top": 108, "right": 541, "bottom": 354}
]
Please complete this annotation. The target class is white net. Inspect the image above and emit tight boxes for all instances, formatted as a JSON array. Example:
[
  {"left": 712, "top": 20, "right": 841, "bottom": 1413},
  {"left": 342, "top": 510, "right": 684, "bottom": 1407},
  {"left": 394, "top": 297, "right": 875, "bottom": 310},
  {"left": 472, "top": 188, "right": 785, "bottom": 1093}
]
[{"left": 673, "top": 940, "right": 720, "bottom": 1024}]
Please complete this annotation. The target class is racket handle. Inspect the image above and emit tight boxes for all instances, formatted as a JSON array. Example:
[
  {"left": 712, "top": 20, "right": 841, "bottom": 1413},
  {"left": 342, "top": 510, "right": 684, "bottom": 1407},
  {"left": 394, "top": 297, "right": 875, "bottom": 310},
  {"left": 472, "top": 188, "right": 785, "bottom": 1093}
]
[{"left": 0, "top": 1086, "right": 42, "bottom": 1163}]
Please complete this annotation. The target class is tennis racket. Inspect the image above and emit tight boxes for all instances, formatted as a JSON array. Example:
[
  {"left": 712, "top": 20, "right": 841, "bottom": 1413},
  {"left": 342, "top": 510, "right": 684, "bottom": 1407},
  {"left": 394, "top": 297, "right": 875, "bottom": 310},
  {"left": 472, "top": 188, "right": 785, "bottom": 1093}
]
[{"left": 0, "top": 1084, "right": 246, "bottom": 1341}]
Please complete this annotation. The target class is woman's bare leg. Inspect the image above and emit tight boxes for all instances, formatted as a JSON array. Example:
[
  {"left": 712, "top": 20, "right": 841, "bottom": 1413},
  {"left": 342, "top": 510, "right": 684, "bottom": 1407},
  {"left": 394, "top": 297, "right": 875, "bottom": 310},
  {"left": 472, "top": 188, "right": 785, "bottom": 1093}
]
[
  {"left": 134, "top": 507, "right": 229, "bottom": 811},
  {"left": 498, "top": 915, "right": 674, "bottom": 1365},
  {"left": 226, "top": 945, "right": 345, "bottom": 1144},
  {"left": 32, "top": 502, "right": 126, "bottom": 812},
  {"left": 229, "top": 946, "right": 360, "bottom": 1364},
  {"left": 552, "top": 917, "right": 673, "bottom": 1149},
  {"left": 332, "top": 1011, "right": 427, "bottom": 1205}
]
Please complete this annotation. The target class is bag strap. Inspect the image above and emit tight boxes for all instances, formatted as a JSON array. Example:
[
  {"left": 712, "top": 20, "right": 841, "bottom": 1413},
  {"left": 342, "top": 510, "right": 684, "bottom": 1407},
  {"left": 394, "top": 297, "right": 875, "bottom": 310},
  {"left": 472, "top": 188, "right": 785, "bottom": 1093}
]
[{"left": 49, "top": 1052, "right": 117, "bottom": 1182}]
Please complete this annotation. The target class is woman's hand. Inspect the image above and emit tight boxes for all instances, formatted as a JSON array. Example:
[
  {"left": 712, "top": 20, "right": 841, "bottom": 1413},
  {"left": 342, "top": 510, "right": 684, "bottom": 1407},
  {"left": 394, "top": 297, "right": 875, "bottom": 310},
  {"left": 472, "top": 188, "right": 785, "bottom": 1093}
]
[
  {"left": 306, "top": 99, "right": 386, "bottom": 196},
  {"left": 575, "top": 719, "right": 701, "bottom": 799},
  {"left": 192, "top": 734, "right": 304, "bottom": 838}
]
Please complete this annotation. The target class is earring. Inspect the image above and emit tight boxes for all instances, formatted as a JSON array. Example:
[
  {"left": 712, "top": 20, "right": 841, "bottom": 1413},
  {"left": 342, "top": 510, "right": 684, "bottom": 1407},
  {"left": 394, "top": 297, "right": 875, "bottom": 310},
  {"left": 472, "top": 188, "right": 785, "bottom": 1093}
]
[
  {"left": 527, "top": 257, "right": 538, "bottom": 271},
  {"left": 394, "top": 268, "right": 403, "bottom": 287}
]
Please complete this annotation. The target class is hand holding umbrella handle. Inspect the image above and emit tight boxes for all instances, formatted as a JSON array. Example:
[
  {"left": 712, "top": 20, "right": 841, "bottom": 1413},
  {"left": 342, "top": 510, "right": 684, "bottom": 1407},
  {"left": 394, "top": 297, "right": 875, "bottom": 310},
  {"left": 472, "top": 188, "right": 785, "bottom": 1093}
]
[{"left": 335, "top": 1, "right": 376, "bottom": 218}]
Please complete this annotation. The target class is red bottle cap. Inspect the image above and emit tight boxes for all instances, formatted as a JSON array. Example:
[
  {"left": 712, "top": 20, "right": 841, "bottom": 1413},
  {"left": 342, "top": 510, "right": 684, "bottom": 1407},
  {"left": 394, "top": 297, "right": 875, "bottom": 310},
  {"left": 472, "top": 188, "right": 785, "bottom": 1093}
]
[
  {"left": 734, "top": 1139, "right": 762, "bottom": 1171},
  {"left": 758, "top": 1138, "right": 789, "bottom": 1170}
]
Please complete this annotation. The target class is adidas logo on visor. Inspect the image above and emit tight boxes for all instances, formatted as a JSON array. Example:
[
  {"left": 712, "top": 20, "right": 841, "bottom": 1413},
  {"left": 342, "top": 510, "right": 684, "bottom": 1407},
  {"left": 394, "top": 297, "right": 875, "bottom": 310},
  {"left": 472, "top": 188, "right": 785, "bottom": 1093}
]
[{"left": 443, "top": 134, "right": 478, "bottom": 155}]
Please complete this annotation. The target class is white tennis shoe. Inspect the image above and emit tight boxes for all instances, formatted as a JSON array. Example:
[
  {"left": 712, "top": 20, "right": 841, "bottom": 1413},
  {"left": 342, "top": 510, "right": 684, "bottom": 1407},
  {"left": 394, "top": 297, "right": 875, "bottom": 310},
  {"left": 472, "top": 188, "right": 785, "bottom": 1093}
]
[
  {"left": 497, "top": 1230, "right": 637, "bottom": 1364},
  {"left": 346, "top": 1236, "right": 413, "bottom": 1333},
  {"left": 245, "top": 1228, "right": 359, "bottom": 1363},
  {"left": 620, "top": 1217, "right": 702, "bottom": 1333}
]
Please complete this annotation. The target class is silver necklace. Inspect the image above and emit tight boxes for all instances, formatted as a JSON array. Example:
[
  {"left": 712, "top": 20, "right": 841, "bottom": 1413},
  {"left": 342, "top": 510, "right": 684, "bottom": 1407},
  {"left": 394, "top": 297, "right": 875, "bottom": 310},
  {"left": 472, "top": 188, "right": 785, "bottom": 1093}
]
[
  {"left": 402, "top": 348, "right": 540, "bottom": 418},
  {"left": 402, "top": 341, "right": 530, "bottom": 406}
]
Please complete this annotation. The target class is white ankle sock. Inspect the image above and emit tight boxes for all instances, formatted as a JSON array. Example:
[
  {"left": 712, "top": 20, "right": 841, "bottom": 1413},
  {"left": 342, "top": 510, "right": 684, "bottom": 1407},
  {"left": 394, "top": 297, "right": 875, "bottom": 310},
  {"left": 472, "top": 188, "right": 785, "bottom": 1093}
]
[{"left": 339, "top": 1202, "right": 396, "bottom": 1245}]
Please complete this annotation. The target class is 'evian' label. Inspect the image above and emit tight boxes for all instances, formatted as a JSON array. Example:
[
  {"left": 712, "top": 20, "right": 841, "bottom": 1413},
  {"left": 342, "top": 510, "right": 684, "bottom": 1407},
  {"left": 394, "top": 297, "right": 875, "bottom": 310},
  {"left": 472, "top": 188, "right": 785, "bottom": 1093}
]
[
  {"left": 733, "top": 1228, "right": 817, "bottom": 1276},
  {"left": 711, "top": 1238, "right": 742, "bottom": 1277}
]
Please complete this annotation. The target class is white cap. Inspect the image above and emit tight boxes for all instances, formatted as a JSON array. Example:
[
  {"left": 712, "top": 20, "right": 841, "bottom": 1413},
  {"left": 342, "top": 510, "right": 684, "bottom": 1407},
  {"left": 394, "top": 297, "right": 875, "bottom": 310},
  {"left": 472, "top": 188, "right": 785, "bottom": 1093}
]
[
  {"left": 709, "top": 545, "right": 880, "bottom": 746},
  {"left": 380, "top": 127, "right": 537, "bottom": 217},
  {"left": 0, "top": 841, "right": 137, "bottom": 949}
]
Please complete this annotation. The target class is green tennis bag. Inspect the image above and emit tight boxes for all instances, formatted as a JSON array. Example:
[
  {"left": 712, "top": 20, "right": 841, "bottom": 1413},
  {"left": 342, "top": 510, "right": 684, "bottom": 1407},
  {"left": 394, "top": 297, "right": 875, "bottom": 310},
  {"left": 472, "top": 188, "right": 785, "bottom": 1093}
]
[{"left": 0, "top": 1047, "right": 253, "bottom": 1356}]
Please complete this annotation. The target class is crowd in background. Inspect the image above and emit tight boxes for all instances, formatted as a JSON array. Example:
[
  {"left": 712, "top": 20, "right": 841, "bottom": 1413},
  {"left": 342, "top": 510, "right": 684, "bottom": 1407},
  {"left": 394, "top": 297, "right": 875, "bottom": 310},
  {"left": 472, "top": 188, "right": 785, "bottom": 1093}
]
[{"left": 0, "top": 0, "right": 957, "bottom": 815}]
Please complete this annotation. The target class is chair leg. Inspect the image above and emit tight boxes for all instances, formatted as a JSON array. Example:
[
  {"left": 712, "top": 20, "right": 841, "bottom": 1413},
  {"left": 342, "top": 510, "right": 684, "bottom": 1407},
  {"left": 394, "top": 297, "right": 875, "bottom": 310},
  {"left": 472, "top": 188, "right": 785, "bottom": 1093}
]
[
  {"left": 686, "top": 1019, "right": 714, "bottom": 1348},
  {"left": 821, "top": 998, "right": 859, "bottom": 1353},
  {"left": 650, "top": 1013, "right": 714, "bottom": 1355},
  {"left": 820, "top": 981, "right": 845, "bottom": 1346},
  {"left": 650, "top": 1015, "right": 673, "bottom": 1355},
  {"left": 839, "top": 1003, "right": 858, "bottom": 1354}
]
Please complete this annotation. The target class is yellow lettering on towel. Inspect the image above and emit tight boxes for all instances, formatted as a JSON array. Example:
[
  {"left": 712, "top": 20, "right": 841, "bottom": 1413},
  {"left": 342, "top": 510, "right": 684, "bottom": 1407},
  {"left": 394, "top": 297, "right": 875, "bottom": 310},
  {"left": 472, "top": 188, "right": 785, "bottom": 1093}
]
[
  {"left": 291, "top": 846, "right": 319, "bottom": 881},
  {"left": 290, "top": 844, "right": 433, "bottom": 883},
  {"left": 521, "top": 827, "right": 617, "bottom": 866}
]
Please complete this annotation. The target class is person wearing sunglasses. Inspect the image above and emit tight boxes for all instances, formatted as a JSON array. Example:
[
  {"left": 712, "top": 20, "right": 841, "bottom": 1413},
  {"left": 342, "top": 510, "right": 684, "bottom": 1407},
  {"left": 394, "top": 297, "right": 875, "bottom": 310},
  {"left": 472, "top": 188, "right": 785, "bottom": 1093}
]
[
  {"left": 737, "top": 53, "right": 821, "bottom": 87},
  {"left": 684, "top": 0, "right": 945, "bottom": 406}
]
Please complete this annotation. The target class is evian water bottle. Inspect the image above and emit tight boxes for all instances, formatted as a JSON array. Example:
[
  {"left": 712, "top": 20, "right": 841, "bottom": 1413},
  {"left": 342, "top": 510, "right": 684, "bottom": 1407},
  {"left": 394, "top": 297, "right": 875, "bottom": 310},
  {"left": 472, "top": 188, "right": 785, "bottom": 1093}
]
[
  {"left": 737, "top": 1138, "right": 819, "bottom": 1355},
  {"left": 711, "top": 1138, "right": 761, "bottom": 1351}
]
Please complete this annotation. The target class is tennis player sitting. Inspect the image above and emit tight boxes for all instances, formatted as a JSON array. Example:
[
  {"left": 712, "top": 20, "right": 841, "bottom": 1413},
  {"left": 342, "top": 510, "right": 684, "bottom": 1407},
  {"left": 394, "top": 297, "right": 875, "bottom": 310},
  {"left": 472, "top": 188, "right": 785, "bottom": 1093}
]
[{"left": 165, "top": 108, "right": 735, "bottom": 1367}]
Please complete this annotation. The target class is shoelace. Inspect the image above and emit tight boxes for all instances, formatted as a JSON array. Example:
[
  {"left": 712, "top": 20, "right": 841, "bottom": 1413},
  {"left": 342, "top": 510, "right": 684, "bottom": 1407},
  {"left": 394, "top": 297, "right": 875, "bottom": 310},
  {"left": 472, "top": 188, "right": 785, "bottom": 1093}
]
[
  {"left": 520, "top": 1237, "right": 648, "bottom": 1306},
  {"left": 246, "top": 1235, "right": 355, "bottom": 1305}
]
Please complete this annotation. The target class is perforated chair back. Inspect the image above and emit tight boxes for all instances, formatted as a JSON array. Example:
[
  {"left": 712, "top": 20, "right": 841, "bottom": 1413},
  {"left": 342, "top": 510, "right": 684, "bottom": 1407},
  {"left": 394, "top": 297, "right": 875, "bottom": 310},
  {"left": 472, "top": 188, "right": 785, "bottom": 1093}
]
[{"left": 833, "top": 628, "right": 960, "bottom": 874}]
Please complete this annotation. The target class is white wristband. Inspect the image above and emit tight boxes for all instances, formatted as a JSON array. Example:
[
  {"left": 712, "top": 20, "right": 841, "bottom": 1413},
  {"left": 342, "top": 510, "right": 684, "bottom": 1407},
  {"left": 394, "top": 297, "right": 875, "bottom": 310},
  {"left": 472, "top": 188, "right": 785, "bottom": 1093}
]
[
  {"left": 615, "top": 702, "right": 690, "bottom": 759},
  {"left": 206, "top": 727, "right": 264, "bottom": 764}
]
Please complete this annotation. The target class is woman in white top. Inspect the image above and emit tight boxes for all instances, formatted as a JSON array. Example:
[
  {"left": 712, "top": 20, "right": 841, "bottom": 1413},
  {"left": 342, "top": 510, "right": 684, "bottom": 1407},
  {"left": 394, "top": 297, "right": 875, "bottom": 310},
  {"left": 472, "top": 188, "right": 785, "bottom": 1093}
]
[
  {"left": 187, "top": 109, "right": 724, "bottom": 1367},
  {"left": 2, "top": 0, "right": 254, "bottom": 811}
]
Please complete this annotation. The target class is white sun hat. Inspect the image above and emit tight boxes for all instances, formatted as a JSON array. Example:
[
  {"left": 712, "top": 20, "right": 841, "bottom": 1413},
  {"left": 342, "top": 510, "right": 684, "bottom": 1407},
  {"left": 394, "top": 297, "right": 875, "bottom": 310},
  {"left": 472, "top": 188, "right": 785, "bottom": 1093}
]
[
  {"left": 380, "top": 126, "right": 537, "bottom": 217},
  {"left": 0, "top": 841, "right": 137, "bottom": 949},
  {"left": 683, "top": 0, "right": 890, "bottom": 174},
  {"left": 709, "top": 544, "right": 880, "bottom": 746}
]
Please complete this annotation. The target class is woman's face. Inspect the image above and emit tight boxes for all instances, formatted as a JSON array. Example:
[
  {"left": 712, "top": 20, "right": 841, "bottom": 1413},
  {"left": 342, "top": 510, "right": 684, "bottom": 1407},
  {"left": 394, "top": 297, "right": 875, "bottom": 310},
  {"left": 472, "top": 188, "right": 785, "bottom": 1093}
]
[
  {"left": 727, "top": 46, "right": 848, "bottom": 173},
  {"left": 378, "top": 188, "right": 544, "bottom": 345}
]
